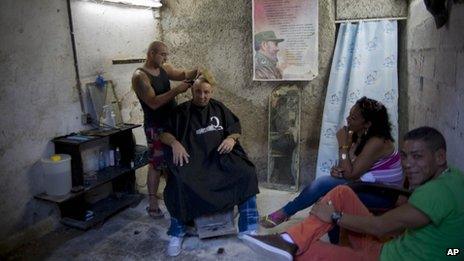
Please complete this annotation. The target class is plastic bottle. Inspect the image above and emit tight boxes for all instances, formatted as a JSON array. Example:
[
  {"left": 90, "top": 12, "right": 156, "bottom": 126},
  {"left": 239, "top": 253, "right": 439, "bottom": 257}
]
[
  {"left": 95, "top": 74, "right": 105, "bottom": 88},
  {"left": 100, "top": 105, "right": 114, "bottom": 128},
  {"left": 109, "top": 110, "right": 116, "bottom": 128},
  {"left": 99, "top": 114, "right": 106, "bottom": 128},
  {"left": 114, "top": 147, "right": 121, "bottom": 166},
  {"left": 109, "top": 149, "right": 115, "bottom": 166},
  {"left": 98, "top": 150, "right": 106, "bottom": 170}
]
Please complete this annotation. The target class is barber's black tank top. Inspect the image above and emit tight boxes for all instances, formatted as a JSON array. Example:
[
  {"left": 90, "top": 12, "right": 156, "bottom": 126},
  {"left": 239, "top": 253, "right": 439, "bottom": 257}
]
[{"left": 136, "top": 67, "right": 176, "bottom": 128}]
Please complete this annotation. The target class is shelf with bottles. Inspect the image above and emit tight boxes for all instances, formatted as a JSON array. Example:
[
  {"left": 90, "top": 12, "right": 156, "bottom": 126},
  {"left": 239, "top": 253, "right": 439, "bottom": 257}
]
[
  {"left": 34, "top": 124, "right": 147, "bottom": 230},
  {"left": 35, "top": 145, "right": 148, "bottom": 204},
  {"left": 35, "top": 125, "right": 146, "bottom": 199}
]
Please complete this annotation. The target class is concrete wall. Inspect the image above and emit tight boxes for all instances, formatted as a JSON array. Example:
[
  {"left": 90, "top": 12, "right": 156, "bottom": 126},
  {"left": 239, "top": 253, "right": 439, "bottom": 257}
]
[
  {"left": 159, "top": 0, "right": 408, "bottom": 185},
  {"left": 404, "top": 0, "right": 464, "bottom": 169},
  {"left": 0, "top": 0, "right": 160, "bottom": 252},
  {"left": 336, "top": 0, "right": 407, "bottom": 20},
  {"left": 0, "top": 0, "right": 83, "bottom": 251},
  {"left": 159, "top": 0, "right": 336, "bottom": 186},
  {"left": 70, "top": 0, "right": 160, "bottom": 145}
]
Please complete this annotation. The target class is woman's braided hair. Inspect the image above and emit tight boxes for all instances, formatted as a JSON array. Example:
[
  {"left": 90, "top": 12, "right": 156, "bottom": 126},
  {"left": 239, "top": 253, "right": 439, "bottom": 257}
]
[{"left": 354, "top": 96, "right": 394, "bottom": 156}]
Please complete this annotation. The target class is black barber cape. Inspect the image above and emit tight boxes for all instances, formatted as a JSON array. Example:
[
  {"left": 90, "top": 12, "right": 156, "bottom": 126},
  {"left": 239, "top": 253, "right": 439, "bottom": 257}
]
[{"left": 163, "top": 99, "right": 259, "bottom": 223}]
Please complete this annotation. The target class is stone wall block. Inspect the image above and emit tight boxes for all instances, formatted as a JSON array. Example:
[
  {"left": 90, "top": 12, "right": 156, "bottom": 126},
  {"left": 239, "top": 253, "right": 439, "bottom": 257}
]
[{"left": 434, "top": 50, "right": 457, "bottom": 86}]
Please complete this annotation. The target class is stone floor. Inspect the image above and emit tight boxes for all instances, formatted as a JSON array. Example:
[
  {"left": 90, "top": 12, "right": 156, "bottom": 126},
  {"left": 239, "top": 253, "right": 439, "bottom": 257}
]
[{"left": 4, "top": 184, "right": 309, "bottom": 261}]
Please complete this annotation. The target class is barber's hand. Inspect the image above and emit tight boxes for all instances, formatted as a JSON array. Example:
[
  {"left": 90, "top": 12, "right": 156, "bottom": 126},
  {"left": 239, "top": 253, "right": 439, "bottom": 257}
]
[
  {"left": 310, "top": 200, "right": 335, "bottom": 223},
  {"left": 186, "top": 66, "right": 201, "bottom": 81},
  {"left": 171, "top": 140, "right": 190, "bottom": 166},
  {"left": 217, "top": 137, "right": 235, "bottom": 154},
  {"left": 175, "top": 81, "right": 192, "bottom": 94},
  {"left": 193, "top": 66, "right": 202, "bottom": 80}
]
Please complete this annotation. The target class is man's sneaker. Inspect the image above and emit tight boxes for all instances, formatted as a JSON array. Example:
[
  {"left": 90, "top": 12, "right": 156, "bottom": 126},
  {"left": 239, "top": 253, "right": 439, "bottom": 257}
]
[
  {"left": 237, "top": 229, "right": 258, "bottom": 240},
  {"left": 241, "top": 234, "right": 297, "bottom": 261},
  {"left": 166, "top": 236, "right": 183, "bottom": 257}
]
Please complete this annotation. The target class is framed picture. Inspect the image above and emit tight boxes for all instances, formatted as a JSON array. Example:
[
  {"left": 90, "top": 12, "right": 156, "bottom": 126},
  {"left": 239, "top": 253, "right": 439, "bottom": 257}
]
[{"left": 252, "top": 0, "right": 319, "bottom": 81}]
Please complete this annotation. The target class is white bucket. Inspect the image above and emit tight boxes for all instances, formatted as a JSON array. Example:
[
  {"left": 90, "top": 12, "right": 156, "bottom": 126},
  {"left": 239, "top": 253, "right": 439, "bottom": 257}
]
[{"left": 41, "top": 154, "right": 72, "bottom": 196}]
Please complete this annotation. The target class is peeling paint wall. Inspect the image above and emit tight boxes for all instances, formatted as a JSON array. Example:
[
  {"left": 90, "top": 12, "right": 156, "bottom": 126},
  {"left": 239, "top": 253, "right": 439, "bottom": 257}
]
[
  {"left": 158, "top": 0, "right": 337, "bottom": 185},
  {"left": 159, "top": 0, "right": 409, "bottom": 185},
  {"left": 336, "top": 0, "right": 408, "bottom": 20},
  {"left": 0, "top": 0, "right": 160, "bottom": 252},
  {"left": 0, "top": 0, "right": 83, "bottom": 249},
  {"left": 404, "top": 0, "right": 464, "bottom": 169},
  {"left": 70, "top": 0, "right": 161, "bottom": 143}
]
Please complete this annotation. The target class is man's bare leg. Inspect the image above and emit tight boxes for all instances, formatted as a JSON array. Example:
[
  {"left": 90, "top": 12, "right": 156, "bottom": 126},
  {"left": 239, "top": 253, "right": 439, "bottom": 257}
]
[{"left": 147, "top": 164, "right": 163, "bottom": 218}]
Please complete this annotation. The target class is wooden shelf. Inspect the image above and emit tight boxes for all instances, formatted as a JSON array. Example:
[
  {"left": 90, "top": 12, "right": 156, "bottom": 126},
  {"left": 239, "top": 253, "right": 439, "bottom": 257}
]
[
  {"left": 84, "top": 166, "right": 132, "bottom": 190},
  {"left": 34, "top": 124, "right": 147, "bottom": 230},
  {"left": 52, "top": 123, "right": 140, "bottom": 146},
  {"left": 35, "top": 156, "right": 148, "bottom": 204},
  {"left": 60, "top": 193, "right": 144, "bottom": 230}
]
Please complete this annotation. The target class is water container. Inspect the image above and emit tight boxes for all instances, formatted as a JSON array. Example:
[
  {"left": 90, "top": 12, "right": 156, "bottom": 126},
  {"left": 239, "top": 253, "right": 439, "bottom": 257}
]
[{"left": 41, "top": 154, "right": 72, "bottom": 196}]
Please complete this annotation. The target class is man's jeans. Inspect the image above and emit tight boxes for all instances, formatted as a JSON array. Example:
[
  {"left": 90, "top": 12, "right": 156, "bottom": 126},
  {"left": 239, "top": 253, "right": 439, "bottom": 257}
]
[
  {"left": 282, "top": 175, "right": 396, "bottom": 217},
  {"left": 168, "top": 195, "right": 259, "bottom": 237}
]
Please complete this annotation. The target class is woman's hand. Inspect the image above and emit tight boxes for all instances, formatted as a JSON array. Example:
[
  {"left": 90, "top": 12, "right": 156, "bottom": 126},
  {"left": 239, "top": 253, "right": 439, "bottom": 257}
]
[
  {"left": 310, "top": 200, "right": 335, "bottom": 223},
  {"left": 330, "top": 166, "right": 345, "bottom": 178},
  {"left": 218, "top": 137, "right": 236, "bottom": 154},
  {"left": 336, "top": 126, "right": 353, "bottom": 147},
  {"left": 171, "top": 140, "right": 190, "bottom": 166}
]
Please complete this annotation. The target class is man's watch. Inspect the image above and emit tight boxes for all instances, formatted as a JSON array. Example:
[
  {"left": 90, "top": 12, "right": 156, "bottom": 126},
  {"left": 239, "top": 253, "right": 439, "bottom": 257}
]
[
  {"left": 228, "top": 136, "right": 238, "bottom": 143},
  {"left": 341, "top": 153, "right": 348, "bottom": 160},
  {"left": 331, "top": 211, "right": 343, "bottom": 224}
]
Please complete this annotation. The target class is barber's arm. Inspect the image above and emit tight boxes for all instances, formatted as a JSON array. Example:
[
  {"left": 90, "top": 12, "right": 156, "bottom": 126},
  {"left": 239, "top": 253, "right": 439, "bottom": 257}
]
[
  {"left": 159, "top": 132, "right": 190, "bottom": 166},
  {"left": 132, "top": 70, "right": 191, "bottom": 110},
  {"left": 311, "top": 200, "right": 430, "bottom": 239},
  {"left": 163, "top": 63, "right": 198, "bottom": 81},
  {"left": 217, "top": 133, "right": 240, "bottom": 154}
]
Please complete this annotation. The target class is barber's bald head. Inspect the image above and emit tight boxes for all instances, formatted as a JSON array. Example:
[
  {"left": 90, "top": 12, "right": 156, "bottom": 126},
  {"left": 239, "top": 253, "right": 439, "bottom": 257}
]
[
  {"left": 147, "top": 41, "right": 167, "bottom": 55},
  {"left": 146, "top": 41, "right": 168, "bottom": 67}
]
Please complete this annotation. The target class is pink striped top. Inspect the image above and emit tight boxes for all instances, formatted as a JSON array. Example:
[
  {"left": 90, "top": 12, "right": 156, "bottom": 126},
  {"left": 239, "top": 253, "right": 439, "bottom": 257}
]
[{"left": 360, "top": 150, "right": 404, "bottom": 187}]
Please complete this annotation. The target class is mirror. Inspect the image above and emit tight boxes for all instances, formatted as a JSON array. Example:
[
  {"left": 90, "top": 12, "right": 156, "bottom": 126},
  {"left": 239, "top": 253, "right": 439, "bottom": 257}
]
[
  {"left": 86, "top": 80, "right": 122, "bottom": 127},
  {"left": 267, "top": 85, "right": 301, "bottom": 191}
]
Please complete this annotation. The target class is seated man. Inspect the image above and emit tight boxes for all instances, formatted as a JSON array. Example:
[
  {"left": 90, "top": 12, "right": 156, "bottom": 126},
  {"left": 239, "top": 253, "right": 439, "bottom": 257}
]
[
  {"left": 242, "top": 126, "right": 464, "bottom": 260},
  {"left": 160, "top": 73, "right": 259, "bottom": 257}
]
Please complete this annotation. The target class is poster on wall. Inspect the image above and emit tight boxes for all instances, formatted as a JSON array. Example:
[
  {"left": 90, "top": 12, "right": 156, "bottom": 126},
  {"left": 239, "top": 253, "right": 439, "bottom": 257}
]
[{"left": 253, "top": 0, "right": 318, "bottom": 81}]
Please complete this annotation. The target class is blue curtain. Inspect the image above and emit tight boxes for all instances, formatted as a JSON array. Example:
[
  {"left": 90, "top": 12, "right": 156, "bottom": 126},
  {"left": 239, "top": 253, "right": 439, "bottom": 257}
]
[{"left": 315, "top": 20, "right": 399, "bottom": 178}]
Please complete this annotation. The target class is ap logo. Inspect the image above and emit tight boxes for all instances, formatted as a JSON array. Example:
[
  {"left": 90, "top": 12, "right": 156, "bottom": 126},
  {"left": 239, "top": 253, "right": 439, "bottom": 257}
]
[{"left": 446, "top": 248, "right": 460, "bottom": 256}]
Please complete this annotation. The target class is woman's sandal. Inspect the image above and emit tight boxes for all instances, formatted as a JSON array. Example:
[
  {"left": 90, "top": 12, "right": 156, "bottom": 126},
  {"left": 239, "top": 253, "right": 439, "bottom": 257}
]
[
  {"left": 146, "top": 206, "right": 164, "bottom": 219},
  {"left": 259, "top": 210, "right": 289, "bottom": 228}
]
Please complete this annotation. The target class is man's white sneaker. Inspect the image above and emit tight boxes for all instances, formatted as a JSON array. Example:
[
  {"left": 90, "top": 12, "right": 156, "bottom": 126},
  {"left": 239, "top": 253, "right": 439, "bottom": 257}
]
[
  {"left": 241, "top": 234, "right": 296, "bottom": 261},
  {"left": 237, "top": 229, "right": 258, "bottom": 239},
  {"left": 166, "top": 236, "right": 183, "bottom": 257}
]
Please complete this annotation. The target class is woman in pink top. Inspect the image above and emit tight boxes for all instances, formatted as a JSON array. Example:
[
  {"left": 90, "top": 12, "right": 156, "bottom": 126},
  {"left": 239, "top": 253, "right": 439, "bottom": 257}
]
[{"left": 260, "top": 97, "right": 403, "bottom": 235}]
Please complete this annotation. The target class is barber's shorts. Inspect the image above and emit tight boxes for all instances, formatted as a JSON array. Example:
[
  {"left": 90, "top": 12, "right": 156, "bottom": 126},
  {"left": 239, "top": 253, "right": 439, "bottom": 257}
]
[{"left": 144, "top": 126, "right": 167, "bottom": 170}]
